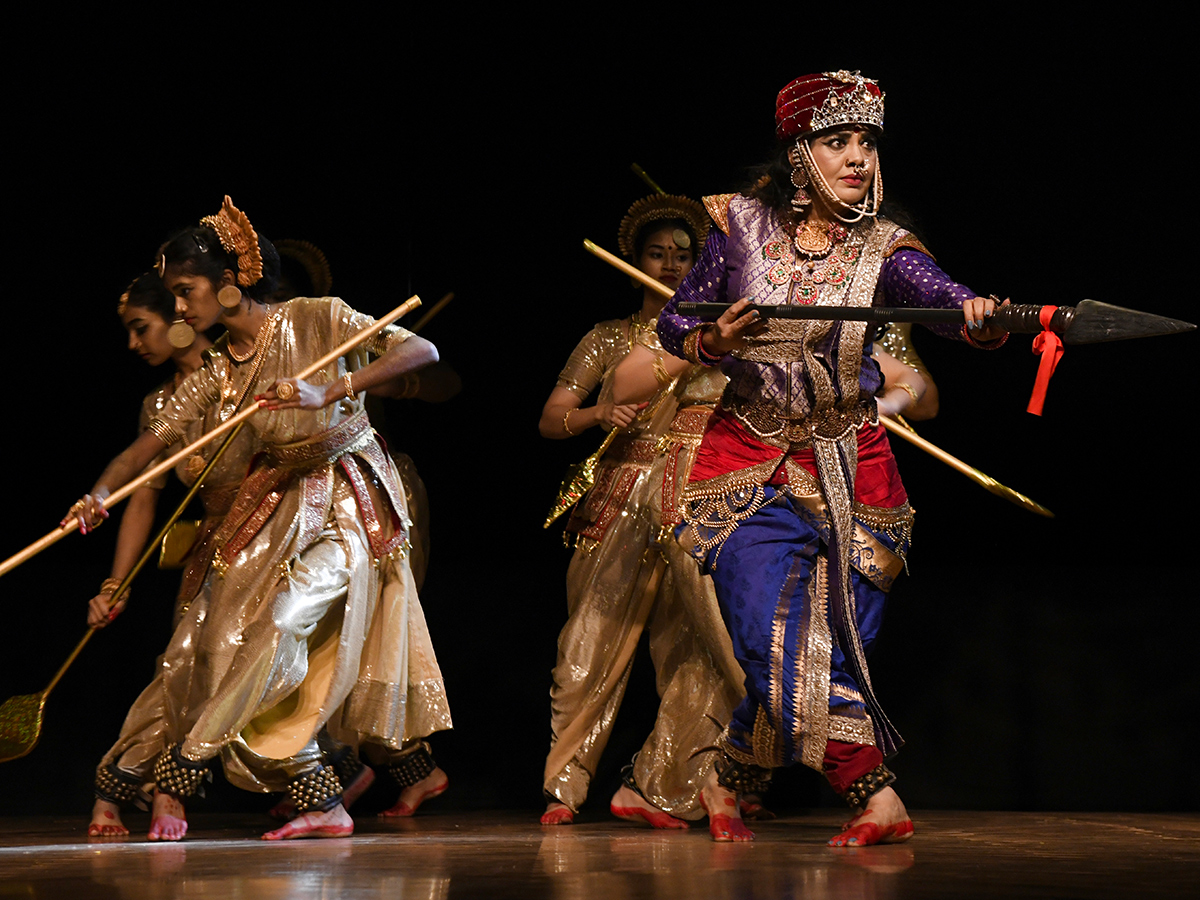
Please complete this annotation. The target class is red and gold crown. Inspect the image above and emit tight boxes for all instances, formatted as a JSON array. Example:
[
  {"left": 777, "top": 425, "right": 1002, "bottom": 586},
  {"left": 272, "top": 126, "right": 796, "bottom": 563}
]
[{"left": 775, "top": 71, "right": 884, "bottom": 140}]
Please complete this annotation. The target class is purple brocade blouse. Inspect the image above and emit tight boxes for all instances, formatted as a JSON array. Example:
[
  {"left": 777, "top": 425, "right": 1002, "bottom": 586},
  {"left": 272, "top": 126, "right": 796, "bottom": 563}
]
[{"left": 657, "top": 196, "right": 975, "bottom": 424}]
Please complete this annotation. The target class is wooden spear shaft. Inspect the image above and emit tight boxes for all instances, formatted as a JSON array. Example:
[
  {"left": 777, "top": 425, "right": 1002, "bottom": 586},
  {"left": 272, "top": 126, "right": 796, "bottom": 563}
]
[{"left": 0, "top": 295, "right": 423, "bottom": 579}]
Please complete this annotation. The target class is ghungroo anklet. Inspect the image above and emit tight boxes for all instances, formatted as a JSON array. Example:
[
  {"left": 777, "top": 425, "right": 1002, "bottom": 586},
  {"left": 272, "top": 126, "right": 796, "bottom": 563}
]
[
  {"left": 387, "top": 741, "right": 436, "bottom": 788},
  {"left": 288, "top": 765, "right": 344, "bottom": 814},
  {"left": 715, "top": 753, "right": 772, "bottom": 795},
  {"left": 326, "top": 743, "right": 366, "bottom": 788},
  {"left": 619, "top": 756, "right": 641, "bottom": 795},
  {"left": 94, "top": 762, "right": 142, "bottom": 805},
  {"left": 841, "top": 763, "right": 896, "bottom": 811},
  {"left": 153, "top": 745, "right": 209, "bottom": 799}
]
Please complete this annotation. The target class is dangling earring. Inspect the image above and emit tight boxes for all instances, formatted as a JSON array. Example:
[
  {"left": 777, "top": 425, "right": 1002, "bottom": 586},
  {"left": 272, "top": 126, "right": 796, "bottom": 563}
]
[
  {"left": 788, "top": 143, "right": 811, "bottom": 212},
  {"left": 218, "top": 284, "right": 243, "bottom": 308},
  {"left": 168, "top": 317, "right": 196, "bottom": 349}
]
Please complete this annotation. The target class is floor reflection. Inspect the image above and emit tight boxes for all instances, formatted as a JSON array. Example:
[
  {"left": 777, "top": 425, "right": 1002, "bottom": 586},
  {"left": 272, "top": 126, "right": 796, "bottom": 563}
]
[
  {"left": 535, "top": 825, "right": 915, "bottom": 900},
  {"left": 0, "top": 810, "right": 1194, "bottom": 900}
]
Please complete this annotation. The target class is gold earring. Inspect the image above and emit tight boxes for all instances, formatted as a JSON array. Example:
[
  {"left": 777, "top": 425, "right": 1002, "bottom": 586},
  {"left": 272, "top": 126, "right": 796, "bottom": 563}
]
[
  {"left": 217, "top": 285, "right": 243, "bottom": 308},
  {"left": 168, "top": 317, "right": 196, "bottom": 349}
]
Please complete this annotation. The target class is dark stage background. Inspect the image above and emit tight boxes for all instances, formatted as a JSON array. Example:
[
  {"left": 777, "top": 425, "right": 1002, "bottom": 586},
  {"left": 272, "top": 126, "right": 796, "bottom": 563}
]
[{"left": 1, "top": 19, "right": 1195, "bottom": 818}]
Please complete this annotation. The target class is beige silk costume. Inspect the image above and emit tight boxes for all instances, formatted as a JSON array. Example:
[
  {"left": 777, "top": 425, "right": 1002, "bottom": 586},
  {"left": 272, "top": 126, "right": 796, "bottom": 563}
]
[
  {"left": 148, "top": 297, "right": 450, "bottom": 793},
  {"left": 544, "top": 316, "right": 743, "bottom": 820},
  {"left": 97, "top": 350, "right": 261, "bottom": 786}
]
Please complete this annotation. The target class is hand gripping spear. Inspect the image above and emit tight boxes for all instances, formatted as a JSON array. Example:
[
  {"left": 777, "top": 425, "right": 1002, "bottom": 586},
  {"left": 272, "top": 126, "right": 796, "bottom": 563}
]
[
  {"left": 582, "top": 238, "right": 1192, "bottom": 509},
  {"left": 0, "top": 296, "right": 423, "bottom": 763}
]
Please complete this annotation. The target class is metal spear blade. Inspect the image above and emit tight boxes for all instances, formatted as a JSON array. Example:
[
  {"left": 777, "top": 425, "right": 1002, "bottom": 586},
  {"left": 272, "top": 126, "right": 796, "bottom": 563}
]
[{"left": 1064, "top": 299, "right": 1196, "bottom": 345}]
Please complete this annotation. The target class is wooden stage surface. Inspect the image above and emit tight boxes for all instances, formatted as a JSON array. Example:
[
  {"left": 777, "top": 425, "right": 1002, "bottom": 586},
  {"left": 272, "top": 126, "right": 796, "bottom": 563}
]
[{"left": 0, "top": 810, "right": 1195, "bottom": 899}]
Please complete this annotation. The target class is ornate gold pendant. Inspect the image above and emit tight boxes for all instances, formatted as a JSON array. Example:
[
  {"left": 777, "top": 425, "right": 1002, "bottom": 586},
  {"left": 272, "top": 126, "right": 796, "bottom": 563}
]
[{"left": 794, "top": 225, "right": 831, "bottom": 258}]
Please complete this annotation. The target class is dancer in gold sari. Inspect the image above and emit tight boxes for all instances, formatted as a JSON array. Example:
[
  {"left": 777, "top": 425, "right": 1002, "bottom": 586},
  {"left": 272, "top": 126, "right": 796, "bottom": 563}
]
[
  {"left": 539, "top": 196, "right": 742, "bottom": 827},
  {"left": 87, "top": 272, "right": 259, "bottom": 836},
  {"left": 68, "top": 198, "right": 451, "bottom": 841}
]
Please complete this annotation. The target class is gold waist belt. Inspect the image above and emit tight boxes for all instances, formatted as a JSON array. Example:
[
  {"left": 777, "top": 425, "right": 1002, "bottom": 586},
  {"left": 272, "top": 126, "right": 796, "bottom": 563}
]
[
  {"left": 607, "top": 435, "right": 659, "bottom": 465},
  {"left": 726, "top": 396, "right": 877, "bottom": 448},
  {"left": 269, "top": 411, "right": 373, "bottom": 469}
]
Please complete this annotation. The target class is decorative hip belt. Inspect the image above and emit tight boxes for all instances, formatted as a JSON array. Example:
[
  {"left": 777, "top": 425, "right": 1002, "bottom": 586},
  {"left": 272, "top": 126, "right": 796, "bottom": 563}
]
[
  {"left": 268, "top": 412, "right": 373, "bottom": 470},
  {"left": 725, "top": 395, "right": 876, "bottom": 448},
  {"left": 606, "top": 434, "right": 659, "bottom": 466}
]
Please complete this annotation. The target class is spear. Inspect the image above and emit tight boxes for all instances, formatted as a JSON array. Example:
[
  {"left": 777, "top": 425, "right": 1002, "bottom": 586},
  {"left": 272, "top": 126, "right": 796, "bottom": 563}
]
[
  {"left": 583, "top": 239, "right": 1059, "bottom": 514},
  {"left": 0, "top": 296, "right": 423, "bottom": 581},
  {"left": 673, "top": 300, "right": 1195, "bottom": 343}
]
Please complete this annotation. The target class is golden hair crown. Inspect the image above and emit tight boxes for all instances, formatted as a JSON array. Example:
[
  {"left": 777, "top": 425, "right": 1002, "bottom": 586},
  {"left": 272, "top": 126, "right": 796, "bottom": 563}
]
[
  {"left": 199, "top": 195, "right": 264, "bottom": 287},
  {"left": 617, "top": 194, "right": 710, "bottom": 258}
]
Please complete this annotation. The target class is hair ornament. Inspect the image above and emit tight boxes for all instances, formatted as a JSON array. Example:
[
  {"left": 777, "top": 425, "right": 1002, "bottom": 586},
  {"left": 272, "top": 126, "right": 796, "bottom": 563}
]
[
  {"left": 199, "top": 195, "right": 264, "bottom": 287},
  {"left": 617, "top": 194, "right": 710, "bottom": 258},
  {"left": 275, "top": 239, "right": 334, "bottom": 296}
]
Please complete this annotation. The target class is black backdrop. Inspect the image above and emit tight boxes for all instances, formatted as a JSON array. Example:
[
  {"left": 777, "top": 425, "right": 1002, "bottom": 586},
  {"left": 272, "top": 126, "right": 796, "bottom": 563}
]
[{"left": 1, "top": 17, "right": 1195, "bottom": 816}]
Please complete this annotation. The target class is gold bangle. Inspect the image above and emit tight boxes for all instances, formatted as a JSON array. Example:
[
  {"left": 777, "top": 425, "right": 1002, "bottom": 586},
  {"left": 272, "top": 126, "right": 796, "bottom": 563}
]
[
  {"left": 400, "top": 372, "right": 420, "bottom": 399},
  {"left": 563, "top": 408, "right": 576, "bottom": 436},
  {"left": 343, "top": 373, "right": 357, "bottom": 401},
  {"left": 100, "top": 577, "right": 124, "bottom": 595}
]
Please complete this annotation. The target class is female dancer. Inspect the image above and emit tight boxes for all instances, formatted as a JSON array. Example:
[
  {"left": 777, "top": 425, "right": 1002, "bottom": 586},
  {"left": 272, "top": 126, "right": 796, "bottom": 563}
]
[
  {"left": 539, "top": 195, "right": 742, "bottom": 828},
  {"left": 88, "top": 271, "right": 260, "bottom": 837},
  {"left": 657, "top": 71, "right": 1007, "bottom": 845},
  {"left": 67, "top": 197, "right": 451, "bottom": 841}
]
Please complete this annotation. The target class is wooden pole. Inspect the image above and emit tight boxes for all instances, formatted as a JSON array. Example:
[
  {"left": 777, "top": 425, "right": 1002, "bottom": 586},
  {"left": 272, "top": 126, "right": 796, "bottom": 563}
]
[{"left": 0, "top": 295, "right": 422, "bottom": 579}]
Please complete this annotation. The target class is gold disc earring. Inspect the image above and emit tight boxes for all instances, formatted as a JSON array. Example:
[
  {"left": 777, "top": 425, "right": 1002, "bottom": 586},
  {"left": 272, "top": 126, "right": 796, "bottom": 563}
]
[
  {"left": 217, "top": 285, "right": 243, "bottom": 308},
  {"left": 167, "top": 317, "right": 196, "bottom": 349}
]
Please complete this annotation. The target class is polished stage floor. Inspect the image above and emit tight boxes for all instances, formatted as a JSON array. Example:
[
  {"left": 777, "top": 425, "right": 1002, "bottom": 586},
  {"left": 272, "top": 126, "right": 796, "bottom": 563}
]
[{"left": 0, "top": 810, "right": 1195, "bottom": 899}]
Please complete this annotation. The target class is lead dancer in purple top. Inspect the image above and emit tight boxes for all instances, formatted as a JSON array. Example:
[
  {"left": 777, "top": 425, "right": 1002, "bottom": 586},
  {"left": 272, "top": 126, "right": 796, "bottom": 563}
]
[{"left": 657, "top": 71, "right": 1008, "bottom": 845}]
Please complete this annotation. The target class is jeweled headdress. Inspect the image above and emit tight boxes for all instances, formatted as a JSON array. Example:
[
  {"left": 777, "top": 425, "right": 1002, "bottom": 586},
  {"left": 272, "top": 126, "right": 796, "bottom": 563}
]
[
  {"left": 775, "top": 71, "right": 885, "bottom": 140},
  {"left": 617, "top": 194, "right": 710, "bottom": 258},
  {"left": 199, "top": 195, "right": 264, "bottom": 287}
]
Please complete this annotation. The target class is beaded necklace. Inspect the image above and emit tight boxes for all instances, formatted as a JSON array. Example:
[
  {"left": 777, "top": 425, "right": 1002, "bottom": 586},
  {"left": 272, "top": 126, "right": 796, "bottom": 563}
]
[{"left": 220, "top": 311, "right": 281, "bottom": 418}]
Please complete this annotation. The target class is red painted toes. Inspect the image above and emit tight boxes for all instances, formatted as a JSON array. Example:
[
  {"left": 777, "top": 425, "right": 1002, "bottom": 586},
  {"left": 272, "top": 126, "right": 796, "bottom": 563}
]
[
  {"left": 708, "top": 813, "right": 755, "bottom": 842},
  {"left": 540, "top": 806, "right": 574, "bottom": 825},
  {"left": 828, "top": 818, "right": 913, "bottom": 847}
]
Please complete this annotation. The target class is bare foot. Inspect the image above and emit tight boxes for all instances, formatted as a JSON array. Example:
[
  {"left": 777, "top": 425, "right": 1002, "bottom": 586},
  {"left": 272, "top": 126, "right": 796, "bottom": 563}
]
[
  {"left": 379, "top": 766, "right": 447, "bottom": 817},
  {"left": 700, "top": 768, "right": 753, "bottom": 842},
  {"left": 88, "top": 798, "right": 129, "bottom": 838},
  {"left": 147, "top": 791, "right": 188, "bottom": 841},
  {"left": 540, "top": 802, "right": 574, "bottom": 825},
  {"left": 610, "top": 785, "right": 688, "bottom": 829},
  {"left": 828, "top": 786, "right": 913, "bottom": 847},
  {"left": 263, "top": 803, "right": 354, "bottom": 840}
]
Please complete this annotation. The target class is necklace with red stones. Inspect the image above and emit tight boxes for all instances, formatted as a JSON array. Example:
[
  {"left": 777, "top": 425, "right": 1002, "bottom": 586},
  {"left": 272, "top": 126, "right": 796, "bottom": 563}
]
[
  {"left": 794, "top": 219, "right": 845, "bottom": 259},
  {"left": 790, "top": 220, "right": 862, "bottom": 305}
]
